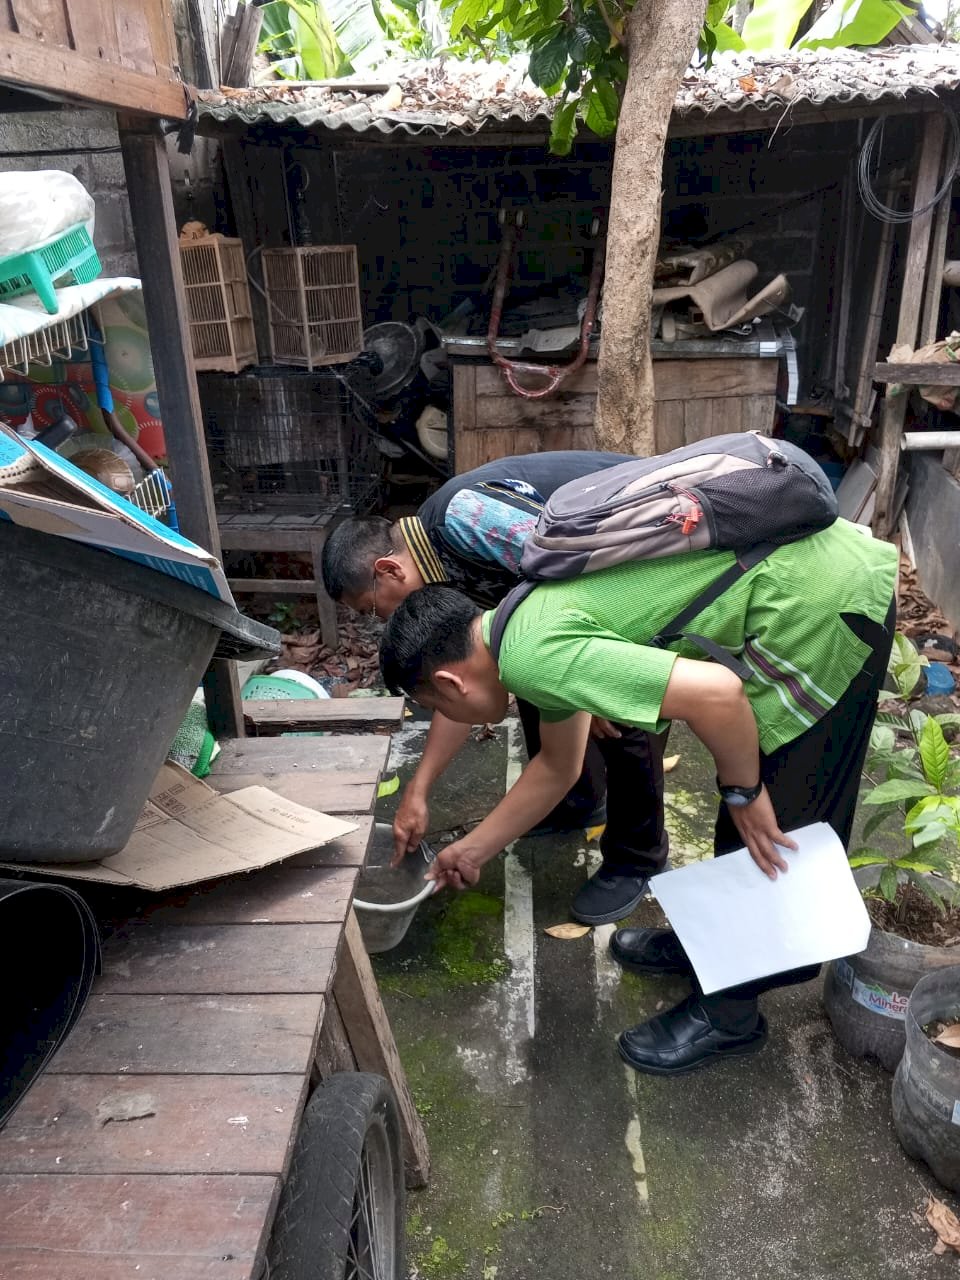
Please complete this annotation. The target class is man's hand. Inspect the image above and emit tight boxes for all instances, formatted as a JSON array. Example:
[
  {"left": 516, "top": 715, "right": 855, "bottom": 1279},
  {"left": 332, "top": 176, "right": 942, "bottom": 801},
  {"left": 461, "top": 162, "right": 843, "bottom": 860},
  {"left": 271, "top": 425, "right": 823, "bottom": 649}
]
[
  {"left": 590, "top": 716, "right": 622, "bottom": 740},
  {"left": 392, "top": 786, "right": 429, "bottom": 866},
  {"left": 729, "top": 786, "right": 798, "bottom": 879},
  {"left": 424, "top": 840, "right": 489, "bottom": 892}
]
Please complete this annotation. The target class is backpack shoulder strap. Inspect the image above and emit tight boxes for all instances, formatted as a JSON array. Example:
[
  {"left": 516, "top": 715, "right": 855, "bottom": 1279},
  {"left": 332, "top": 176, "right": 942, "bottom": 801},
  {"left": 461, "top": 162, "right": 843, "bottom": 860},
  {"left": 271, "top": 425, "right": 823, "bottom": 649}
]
[
  {"left": 650, "top": 542, "right": 776, "bottom": 681},
  {"left": 489, "top": 579, "right": 537, "bottom": 661}
]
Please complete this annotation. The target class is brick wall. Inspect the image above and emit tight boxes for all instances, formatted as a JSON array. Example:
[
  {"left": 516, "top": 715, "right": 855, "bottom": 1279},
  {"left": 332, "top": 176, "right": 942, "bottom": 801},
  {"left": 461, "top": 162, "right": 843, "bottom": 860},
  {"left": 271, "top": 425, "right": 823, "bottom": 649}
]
[{"left": 0, "top": 109, "right": 137, "bottom": 278}]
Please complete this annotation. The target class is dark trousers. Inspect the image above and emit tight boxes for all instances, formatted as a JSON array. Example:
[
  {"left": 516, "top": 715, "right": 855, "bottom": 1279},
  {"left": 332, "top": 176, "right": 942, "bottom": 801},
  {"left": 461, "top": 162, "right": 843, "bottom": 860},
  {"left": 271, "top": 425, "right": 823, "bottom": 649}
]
[
  {"left": 516, "top": 698, "right": 669, "bottom": 875},
  {"left": 702, "top": 601, "right": 897, "bottom": 1027}
]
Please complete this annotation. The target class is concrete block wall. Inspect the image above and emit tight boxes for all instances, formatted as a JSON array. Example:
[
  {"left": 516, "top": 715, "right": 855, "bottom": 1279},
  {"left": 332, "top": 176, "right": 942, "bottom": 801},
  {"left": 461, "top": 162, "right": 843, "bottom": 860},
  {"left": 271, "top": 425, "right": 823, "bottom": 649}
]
[
  {"left": 308, "top": 121, "right": 857, "bottom": 397},
  {"left": 0, "top": 109, "right": 138, "bottom": 278}
]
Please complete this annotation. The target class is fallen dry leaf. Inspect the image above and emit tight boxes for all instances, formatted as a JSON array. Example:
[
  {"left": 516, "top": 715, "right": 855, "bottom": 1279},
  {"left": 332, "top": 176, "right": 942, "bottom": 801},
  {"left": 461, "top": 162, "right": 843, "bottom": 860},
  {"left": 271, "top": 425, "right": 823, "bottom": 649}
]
[
  {"left": 934, "top": 1023, "right": 960, "bottom": 1048},
  {"left": 663, "top": 754, "right": 681, "bottom": 773},
  {"left": 739, "top": 74, "right": 758, "bottom": 93},
  {"left": 926, "top": 1196, "right": 960, "bottom": 1255},
  {"left": 544, "top": 923, "right": 591, "bottom": 940}
]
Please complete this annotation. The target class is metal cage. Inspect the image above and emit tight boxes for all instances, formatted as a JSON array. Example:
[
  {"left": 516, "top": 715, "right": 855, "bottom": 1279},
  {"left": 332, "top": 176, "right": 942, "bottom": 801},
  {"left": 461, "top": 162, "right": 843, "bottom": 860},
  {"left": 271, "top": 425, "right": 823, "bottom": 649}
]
[{"left": 199, "top": 367, "right": 381, "bottom": 515}]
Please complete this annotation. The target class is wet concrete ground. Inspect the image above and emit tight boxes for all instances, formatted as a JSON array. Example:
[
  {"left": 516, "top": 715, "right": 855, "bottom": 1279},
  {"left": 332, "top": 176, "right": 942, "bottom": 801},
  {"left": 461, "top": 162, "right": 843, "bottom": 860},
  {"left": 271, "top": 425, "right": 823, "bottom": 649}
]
[{"left": 371, "top": 715, "right": 948, "bottom": 1280}]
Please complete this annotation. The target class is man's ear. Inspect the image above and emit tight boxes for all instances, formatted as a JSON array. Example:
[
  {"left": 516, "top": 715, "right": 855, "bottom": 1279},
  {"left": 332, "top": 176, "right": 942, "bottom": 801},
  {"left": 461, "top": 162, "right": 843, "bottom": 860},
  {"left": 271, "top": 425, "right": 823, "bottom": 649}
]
[
  {"left": 373, "top": 555, "right": 405, "bottom": 582},
  {"left": 433, "top": 669, "right": 467, "bottom": 697}
]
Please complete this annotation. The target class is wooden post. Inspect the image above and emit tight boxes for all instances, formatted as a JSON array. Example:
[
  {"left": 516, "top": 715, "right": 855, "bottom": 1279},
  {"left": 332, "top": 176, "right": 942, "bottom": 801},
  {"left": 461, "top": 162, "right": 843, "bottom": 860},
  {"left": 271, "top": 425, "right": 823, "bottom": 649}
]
[
  {"left": 221, "top": 138, "right": 272, "bottom": 359},
  {"left": 333, "top": 911, "right": 430, "bottom": 1188},
  {"left": 872, "top": 113, "right": 947, "bottom": 539},
  {"left": 118, "top": 116, "right": 244, "bottom": 738}
]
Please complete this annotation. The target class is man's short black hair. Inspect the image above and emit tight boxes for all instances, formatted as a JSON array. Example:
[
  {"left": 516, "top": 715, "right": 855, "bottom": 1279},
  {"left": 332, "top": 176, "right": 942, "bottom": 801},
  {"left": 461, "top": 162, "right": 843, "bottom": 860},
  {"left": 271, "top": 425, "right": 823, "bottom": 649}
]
[
  {"left": 321, "top": 517, "right": 395, "bottom": 600},
  {"left": 380, "top": 585, "right": 481, "bottom": 695}
]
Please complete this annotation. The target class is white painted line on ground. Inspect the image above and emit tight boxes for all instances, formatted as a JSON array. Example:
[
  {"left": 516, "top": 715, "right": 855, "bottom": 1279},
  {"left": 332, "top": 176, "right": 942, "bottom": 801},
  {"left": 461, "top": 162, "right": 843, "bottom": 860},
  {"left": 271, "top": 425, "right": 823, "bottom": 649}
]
[
  {"left": 622, "top": 1065, "right": 651, "bottom": 1209},
  {"left": 592, "top": 921, "right": 620, "bottom": 1006},
  {"left": 502, "top": 717, "right": 535, "bottom": 1083}
]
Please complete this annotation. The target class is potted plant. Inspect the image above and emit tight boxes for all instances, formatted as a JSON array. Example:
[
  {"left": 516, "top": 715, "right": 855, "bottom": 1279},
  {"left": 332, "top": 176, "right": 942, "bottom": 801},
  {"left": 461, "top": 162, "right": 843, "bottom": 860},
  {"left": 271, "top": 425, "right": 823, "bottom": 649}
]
[{"left": 823, "top": 634, "right": 960, "bottom": 1072}]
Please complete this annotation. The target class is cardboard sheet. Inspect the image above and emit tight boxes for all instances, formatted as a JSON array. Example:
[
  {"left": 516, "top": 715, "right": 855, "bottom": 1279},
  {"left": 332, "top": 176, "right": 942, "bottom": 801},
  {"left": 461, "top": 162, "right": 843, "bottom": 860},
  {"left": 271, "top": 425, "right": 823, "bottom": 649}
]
[
  {"left": 650, "top": 822, "right": 871, "bottom": 995},
  {"left": 0, "top": 763, "right": 358, "bottom": 891},
  {"left": 0, "top": 423, "right": 233, "bottom": 603}
]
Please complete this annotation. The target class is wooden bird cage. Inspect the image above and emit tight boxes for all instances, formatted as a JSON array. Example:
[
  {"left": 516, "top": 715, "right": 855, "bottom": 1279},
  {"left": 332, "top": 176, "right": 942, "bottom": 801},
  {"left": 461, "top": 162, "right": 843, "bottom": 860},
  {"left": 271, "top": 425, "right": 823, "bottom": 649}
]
[
  {"left": 261, "top": 245, "right": 363, "bottom": 370},
  {"left": 179, "top": 234, "right": 257, "bottom": 374}
]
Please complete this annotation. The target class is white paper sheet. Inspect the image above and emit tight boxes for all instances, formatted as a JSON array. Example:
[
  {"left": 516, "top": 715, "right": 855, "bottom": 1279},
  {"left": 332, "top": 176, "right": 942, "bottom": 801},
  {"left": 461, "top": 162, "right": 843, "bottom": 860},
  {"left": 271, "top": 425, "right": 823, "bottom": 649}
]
[{"left": 650, "top": 822, "right": 871, "bottom": 995}]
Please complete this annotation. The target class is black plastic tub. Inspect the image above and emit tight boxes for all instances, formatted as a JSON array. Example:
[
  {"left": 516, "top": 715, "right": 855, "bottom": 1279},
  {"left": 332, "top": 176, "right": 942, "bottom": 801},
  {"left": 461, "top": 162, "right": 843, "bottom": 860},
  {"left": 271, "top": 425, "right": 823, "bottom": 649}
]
[{"left": 0, "top": 520, "right": 280, "bottom": 863}]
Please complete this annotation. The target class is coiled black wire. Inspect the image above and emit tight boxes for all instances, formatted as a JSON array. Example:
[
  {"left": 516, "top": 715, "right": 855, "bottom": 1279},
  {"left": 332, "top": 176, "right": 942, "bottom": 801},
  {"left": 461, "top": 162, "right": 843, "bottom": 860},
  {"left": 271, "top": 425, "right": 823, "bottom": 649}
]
[{"left": 857, "top": 109, "right": 960, "bottom": 224}]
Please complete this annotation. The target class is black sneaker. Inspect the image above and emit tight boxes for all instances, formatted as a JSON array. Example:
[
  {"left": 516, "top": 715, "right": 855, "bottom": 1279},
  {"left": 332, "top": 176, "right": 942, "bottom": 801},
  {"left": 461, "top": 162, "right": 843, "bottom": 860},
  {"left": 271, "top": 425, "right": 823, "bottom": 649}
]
[{"left": 570, "top": 871, "right": 650, "bottom": 926}]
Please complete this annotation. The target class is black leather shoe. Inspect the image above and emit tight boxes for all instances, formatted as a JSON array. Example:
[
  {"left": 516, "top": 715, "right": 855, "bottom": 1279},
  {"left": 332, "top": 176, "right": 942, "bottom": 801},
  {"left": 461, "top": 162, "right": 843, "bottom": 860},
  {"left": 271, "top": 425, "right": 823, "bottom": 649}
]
[
  {"left": 618, "top": 995, "right": 768, "bottom": 1076},
  {"left": 610, "top": 927, "right": 693, "bottom": 976},
  {"left": 570, "top": 871, "right": 650, "bottom": 926}
]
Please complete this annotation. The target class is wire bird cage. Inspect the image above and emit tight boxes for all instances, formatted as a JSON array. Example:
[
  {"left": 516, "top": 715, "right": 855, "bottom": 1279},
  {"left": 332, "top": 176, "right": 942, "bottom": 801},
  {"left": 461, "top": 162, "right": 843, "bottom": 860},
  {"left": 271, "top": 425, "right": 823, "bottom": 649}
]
[
  {"left": 262, "top": 245, "right": 363, "bottom": 370},
  {"left": 199, "top": 367, "right": 381, "bottom": 515},
  {"left": 179, "top": 235, "right": 257, "bottom": 374}
]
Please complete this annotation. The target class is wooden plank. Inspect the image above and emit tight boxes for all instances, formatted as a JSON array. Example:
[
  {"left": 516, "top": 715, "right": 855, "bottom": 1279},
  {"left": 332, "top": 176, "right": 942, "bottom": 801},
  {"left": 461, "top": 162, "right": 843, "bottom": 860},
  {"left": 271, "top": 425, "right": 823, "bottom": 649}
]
[
  {"left": 654, "top": 357, "right": 778, "bottom": 401},
  {"left": 683, "top": 396, "right": 739, "bottom": 443},
  {"left": 452, "top": 363, "right": 477, "bottom": 439},
  {"left": 212, "top": 772, "right": 379, "bottom": 813},
  {"left": 873, "top": 361, "right": 960, "bottom": 386},
  {"left": 0, "top": 32, "right": 187, "bottom": 117},
  {"left": 474, "top": 361, "right": 597, "bottom": 396},
  {"left": 654, "top": 398, "right": 685, "bottom": 452},
  {"left": 475, "top": 392, "right": 597, "bottom": 431},
  {"left": 852, "top": 181, "right": 899, "bottom": 426},
  {"left": 832, "top": 161, "right": 858, "bottom": 401},
  {"left": 0, "top": 1073, "right": 305, "bottom": 1175},
  {"left": 920, "top": 178, "right": 953, "bottom": 346},
  {"left": 63, "top": 0, "right": 120, "bottom": 62},
  {"left": 0, "top": 1173, "right": 277, "bottom": 1280},
  {"left": 99, "top": 923, "right": 340, "bottom": 994},
  {"left": 51, "top": 993, "right": 324, "bottom": 1075},
  {"left": 10, "top": 0, "right": 69, "bottom": 46},
  {"left": 244, "top": 697, "right": 405, "bottom": 736},
  {"left": 118, "top": 119, "right": 243, "bottom": 738},
  {"left": 212, "top": 734, "right": 390, "bottom": 777},
  {"left": 741, "top": 394, "right": 776, "bottom": 435},
  {"left": 315, "top": 997, "right": 357, "bottom": 1079},
  {"left": 222, "top": 139, "right": 271, "bottom": 359},
  {"left": 221, "top": 0, "right": 262, "bottom": 87},
  {"left": 334, "top": 911, "right": 430, "bottom": 1188},
  {"left": 310, "top": 529, "right": 339, "bottom": 649},
  {"left": 142, "top": 865, "right": 359, "bottom": 925},
  {"left": 228, "top": 576, "right": 320, "bottom": 594},
  {"left": 219, "top": 527, "right": 327, "bottom": 551},
  {"left": 874, "top": 112, "right": 948, "bottom": 539}
]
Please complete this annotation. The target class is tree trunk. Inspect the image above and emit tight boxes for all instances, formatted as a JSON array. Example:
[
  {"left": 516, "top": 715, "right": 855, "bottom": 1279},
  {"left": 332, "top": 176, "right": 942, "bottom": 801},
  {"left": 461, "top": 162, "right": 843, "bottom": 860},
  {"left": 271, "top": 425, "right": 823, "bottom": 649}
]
[{"left": 595, "top": 0, "right": 708, "bottom": 456}]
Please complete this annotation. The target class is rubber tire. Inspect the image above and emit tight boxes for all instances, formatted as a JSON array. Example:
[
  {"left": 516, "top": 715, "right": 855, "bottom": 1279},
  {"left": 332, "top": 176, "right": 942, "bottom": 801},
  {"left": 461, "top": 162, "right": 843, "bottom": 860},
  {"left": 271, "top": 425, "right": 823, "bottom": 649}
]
[{"left": 265, "top": 1072, "right": 406, "bottom": 1280}]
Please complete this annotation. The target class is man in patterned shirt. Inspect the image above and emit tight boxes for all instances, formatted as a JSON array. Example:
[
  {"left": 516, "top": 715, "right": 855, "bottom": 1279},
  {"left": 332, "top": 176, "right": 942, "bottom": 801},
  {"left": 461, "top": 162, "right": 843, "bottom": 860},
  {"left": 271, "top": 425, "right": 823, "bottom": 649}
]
[
  {"left": 322, "top": 452, "right": 668, "bottom": 926},
  {"left": 378, "top": 519, "right": 897, "bottom": 1076}
]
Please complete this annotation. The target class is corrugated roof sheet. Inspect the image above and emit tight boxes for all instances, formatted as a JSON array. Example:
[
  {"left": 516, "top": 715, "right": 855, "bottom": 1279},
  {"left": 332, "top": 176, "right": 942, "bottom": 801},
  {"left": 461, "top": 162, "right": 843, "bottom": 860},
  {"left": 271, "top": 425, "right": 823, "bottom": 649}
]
[{"left": 199, "top": 44, "right": 960, "bottom": 139}]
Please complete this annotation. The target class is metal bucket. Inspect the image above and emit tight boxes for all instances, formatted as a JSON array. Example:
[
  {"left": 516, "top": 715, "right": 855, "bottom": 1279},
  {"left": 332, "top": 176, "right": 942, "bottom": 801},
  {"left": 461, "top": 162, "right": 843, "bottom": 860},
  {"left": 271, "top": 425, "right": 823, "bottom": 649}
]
[{"left": 354, "top": 823, "right": 438, "bottom": 954}]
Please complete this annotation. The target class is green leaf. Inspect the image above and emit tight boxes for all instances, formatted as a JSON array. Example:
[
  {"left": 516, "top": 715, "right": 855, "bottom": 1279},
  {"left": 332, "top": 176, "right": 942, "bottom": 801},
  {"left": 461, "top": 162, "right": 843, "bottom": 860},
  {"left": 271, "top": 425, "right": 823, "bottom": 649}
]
[
  {"left": 848, "top": 849, "right": 890, "bottom": 868},
  {"left": 870, "top": 725, "right": 896, "bottom": 753},
  {"left": 529, "top": 29, "right": 570, "bottom": 90},
  {"left": 862, "top": 779, "right": 937, "bottom": 805},
  {"left": 741, "top": 0, "right": 813, "bottom": 49},
  {"left": 583, "top": 75, "right": 618, "bottom": 135},
  {"left": 906, "top": 871, "right": 948, "bottom": 914},
  {"left": 861, "top": 807, "right": 896, "bottom": 841},
  {"left": 798, "top": 0, "right": 913, "bottom": 51},
  {"left": 890, "top": 632, "right": 926, "bottom": 698},
  {"left": 896, "top": 852, "right": 948, "bottom": 874},
  {"left": 936, "top": 714, "right": 960, "bottom": 729},
  {"left": 879, "top": 863, "right": 899, "bottom": 902},
  {"left": 874, "top": 710, "right": 911, "bottom": 730},
  {"left": 919, "top": 716, "right": 951, "bottom": 790},
  {"left": 711, "top": 21, "right": 746, "bottom": 52},
  {"left": 549, "top": 97, "right": 578, "bottom": 157},
  {"left": 286, "top": 0, "right": 348, "bottom": 79},
  {"left": 449, "top": 0, "right": 489, "bottom": 38}
]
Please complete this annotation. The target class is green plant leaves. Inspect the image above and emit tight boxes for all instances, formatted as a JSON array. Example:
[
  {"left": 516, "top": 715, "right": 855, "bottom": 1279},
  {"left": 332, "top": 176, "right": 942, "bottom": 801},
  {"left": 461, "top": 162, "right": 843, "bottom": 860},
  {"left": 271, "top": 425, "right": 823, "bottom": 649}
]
[
  {"left": 449, "top": 0, "right": 489, "bottom": 38},
  {"left": 879, "top": 863, "right": 899, "bottom": 902},
  {"left": 529, "top": 29, "right": 570, "bottom": 90},
  {"left": 848, "top": 849, "right": 890, "bottom": 868},
  {"left": 798, "top": 0, "right": 913, "bottom": 51},
  {"left": 889, "top": 632, "right": 927, "bottom": 698},
  {"left": 862, "top": 778, "right": 937, "bottom": 806},
  {"left": 740, "top": 0, "right": 813, "bottom": 49},
  {"left": 919, "top": 715, "right": 951, "bottom": 790},
  {"left": 583, "top": 75, "right": 619, "bottom": 135},
  {"left": 549, "top": 97, "right": 578, "bottom": 156}
]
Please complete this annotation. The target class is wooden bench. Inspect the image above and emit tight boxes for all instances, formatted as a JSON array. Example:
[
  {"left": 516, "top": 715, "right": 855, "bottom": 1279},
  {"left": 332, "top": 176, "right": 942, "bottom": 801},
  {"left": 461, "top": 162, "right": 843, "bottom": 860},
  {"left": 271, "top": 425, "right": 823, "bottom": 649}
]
[
  {"left": 218, "top": 512, "right": 342, "bottom": 648},
  {"left": 243, "top": 695, "right": 406, "bottom": 737},
  {"left": 0, "top": 734, "right": 428, "bottom": 1280}
]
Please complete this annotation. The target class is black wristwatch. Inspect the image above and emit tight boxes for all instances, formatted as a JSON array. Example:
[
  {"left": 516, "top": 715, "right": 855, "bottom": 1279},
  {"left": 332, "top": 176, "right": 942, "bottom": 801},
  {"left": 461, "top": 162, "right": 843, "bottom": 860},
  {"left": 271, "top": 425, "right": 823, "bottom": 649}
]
[{"left": 717, "top": 778, "right": 763, "bottom": 807}]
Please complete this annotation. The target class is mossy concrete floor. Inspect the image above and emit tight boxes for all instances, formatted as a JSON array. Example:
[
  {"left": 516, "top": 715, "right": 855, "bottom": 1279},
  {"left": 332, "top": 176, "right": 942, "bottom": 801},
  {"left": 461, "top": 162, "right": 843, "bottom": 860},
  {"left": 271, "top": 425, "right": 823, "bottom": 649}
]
[{"left": 371, "top": 716, "right": 947, "bottom": 1280}]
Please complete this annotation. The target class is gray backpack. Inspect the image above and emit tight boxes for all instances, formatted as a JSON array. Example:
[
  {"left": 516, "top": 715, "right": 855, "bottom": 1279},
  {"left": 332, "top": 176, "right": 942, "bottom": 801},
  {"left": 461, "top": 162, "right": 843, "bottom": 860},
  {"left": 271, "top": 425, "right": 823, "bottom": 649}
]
[
  {"left": 519, "top": 431, "right": 837, "bottom": 581},
  {"left": 490, "top": 432, "right": 837, "bottom": 679}
]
